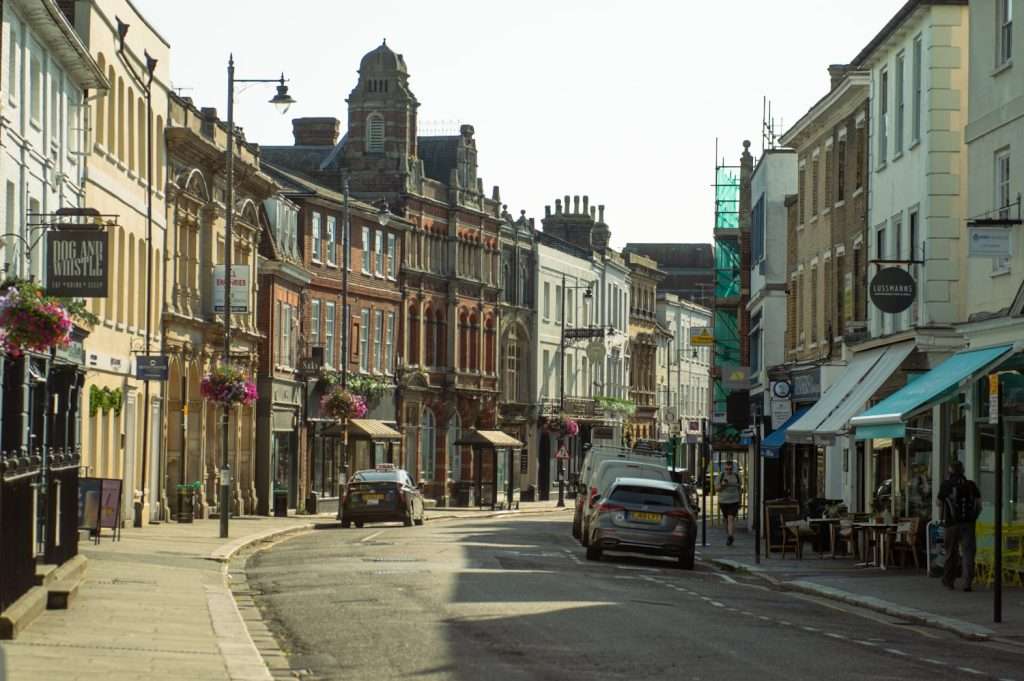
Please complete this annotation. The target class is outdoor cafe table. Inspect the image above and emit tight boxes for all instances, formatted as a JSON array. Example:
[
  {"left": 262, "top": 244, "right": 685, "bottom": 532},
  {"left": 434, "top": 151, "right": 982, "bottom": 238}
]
[{"left": 852, "top": 522, "right": 899, "bottom": 570}]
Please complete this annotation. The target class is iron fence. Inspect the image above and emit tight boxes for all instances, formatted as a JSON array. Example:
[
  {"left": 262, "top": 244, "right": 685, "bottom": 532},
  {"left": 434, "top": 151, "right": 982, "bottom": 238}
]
[
  {"left": 43, "top": 448, "right": 80, "bottom": 566},
  {"left": 0, "top": 451, "right": 42, "bottom": 613}
]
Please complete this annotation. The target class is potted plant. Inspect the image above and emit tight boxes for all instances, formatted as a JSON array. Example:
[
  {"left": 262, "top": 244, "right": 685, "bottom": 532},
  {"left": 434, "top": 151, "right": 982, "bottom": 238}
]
[
  {"left": 0, "top": 280, "right": 73, "bottom": 357},
  {"left": 200, "top": 364, "right": 258, "bottom": 407},
  {"left": 561, "top": 416, "right": 579, "bottom": 438}
]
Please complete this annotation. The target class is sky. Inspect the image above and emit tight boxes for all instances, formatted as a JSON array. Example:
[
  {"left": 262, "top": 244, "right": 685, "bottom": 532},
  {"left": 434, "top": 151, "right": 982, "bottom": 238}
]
[{"left": 133, "top": 0, "right": 905, "bottom": 250}]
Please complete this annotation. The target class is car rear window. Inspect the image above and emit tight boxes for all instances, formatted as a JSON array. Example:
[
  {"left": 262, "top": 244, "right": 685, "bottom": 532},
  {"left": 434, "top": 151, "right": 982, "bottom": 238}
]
[
  {"left": 596, "top": 465, "right": 669, "bottom": 493},
  {"left": 352, "top": 471, "right": 401, "bottom": 482},
  {"left": 609, "top": 485, "right": 681, "bottom": 507}
]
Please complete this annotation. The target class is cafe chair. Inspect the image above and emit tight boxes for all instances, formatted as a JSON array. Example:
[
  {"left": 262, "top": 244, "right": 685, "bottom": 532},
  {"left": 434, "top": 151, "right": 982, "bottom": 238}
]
[
  {"left": 784, "top": 520, "right": 818, "bottom": 560},
  {"left": 891, "top": 517, "right": 921, "bottom": 569}
]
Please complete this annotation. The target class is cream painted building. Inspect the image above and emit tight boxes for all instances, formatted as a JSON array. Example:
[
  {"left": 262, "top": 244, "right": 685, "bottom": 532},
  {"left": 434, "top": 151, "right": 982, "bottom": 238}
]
[{"left": 70, "top": 0, "right": 170, "bottom": 523}]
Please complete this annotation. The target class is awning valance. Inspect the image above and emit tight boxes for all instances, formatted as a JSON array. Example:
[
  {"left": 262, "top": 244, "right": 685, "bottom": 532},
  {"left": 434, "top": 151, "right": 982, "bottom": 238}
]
[
  {"left": 786, "top": 341, "right": 914, "bottom": 445},
  {"left": 321, "top": 419, "right": 401, "bottom": 440},
  {"left": 851, "top": 343, "right": 1018, "bottom": 440},
  {"left": 455, "top": 429, "right": 524, "bottom": 448},
  {"left": 761, "top": 408, "right": 809, "bottom": 456}
]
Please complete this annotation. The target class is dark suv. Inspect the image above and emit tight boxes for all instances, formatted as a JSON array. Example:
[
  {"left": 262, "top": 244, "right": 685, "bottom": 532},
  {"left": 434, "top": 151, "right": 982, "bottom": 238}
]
[{"left": 340, "top": 466, "right": 425, "bottom": 528}]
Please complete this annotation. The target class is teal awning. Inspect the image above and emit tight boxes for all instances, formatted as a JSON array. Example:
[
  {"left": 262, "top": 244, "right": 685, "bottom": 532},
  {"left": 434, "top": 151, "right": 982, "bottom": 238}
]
[{"left": 851, "top": 343, "right": 1017, "bottom": 440}]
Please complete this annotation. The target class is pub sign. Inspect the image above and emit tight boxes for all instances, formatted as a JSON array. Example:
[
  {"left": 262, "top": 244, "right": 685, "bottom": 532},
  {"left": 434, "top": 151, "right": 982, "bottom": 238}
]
[{"left": 46, "top": 230, "right": 109, "bottom": 297}]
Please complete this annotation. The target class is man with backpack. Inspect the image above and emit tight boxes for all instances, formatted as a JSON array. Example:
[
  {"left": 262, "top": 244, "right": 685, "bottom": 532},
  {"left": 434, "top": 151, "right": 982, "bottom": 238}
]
[{"left": 938, "top": 461, "right": 982, "bottom": 591}]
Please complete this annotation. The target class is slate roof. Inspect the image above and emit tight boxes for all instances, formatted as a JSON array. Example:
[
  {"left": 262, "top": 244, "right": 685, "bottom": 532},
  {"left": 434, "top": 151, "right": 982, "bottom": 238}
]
[{"left": 417, "top": 136, "right": 460, "bottom": 184}]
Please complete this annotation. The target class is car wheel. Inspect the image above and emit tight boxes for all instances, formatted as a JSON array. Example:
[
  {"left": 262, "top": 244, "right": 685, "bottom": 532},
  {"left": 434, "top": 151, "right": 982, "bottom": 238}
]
[
  {"left": 585, "top": 543, "right": 602, "bottom": 562},
  {"left": 341, "top": 520, "right": 352, "bottom": 529},
  {"left": 355, "top": 521, "right": 364, "bottom": 528},
  {"left": 678, "top": 549, "right": 695, "bottom": 570}
]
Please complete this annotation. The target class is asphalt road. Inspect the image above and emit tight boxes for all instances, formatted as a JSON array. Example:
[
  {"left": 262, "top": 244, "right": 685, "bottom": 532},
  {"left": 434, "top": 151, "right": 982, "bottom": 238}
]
[{"left": 247, "top": 513, "right": 1024, "bottom": 681}]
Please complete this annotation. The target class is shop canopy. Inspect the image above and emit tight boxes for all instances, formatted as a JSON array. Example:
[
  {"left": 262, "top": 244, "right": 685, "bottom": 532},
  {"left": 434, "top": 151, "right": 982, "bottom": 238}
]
[
  {"left": 323, "top": 419, "right": 402, "bottom": 440},
  {"left": 455, "top": 429, "right": 524, "bottom": 449},
  {"left": 786, "top": 341, "right": 915, "bottom": 445},
  {"left": 850, "top": 343, "right": 1019, "bottom": 440},
  {"left": 761, "top": 407, "right": 809, "bottom": 457}
]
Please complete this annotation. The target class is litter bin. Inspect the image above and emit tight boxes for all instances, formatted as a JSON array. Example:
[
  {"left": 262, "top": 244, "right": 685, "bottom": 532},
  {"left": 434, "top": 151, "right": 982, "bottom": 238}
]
[
  {"left": 273, "top": 487, "right": 289, "bottom": 517},
  {"left": 175, "top": 483, "right": 196, "bottom": 523}
]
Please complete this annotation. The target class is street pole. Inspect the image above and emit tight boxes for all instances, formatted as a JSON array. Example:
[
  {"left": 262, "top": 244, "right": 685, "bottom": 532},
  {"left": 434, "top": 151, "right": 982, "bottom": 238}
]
[
  {"left": 117, "top": 21, "right": 157, "bottom": 528},
  {"left": 558, "top": 273, "right": 566, "bottom": 508},
  {"left": 701, "top": 417, "right": 707, "bottom": 547},
  {"left": 220, "top": 55, "right": 236, "bottom": 540},
  {"left": 341, "top": 179, "right": 351, "bottom": 489},
  {"left": 754, "top": 417, "right": 762, "bottom": 565},
  {"left": 993, "top": 373, "right": 1003, "bottom": 623}
]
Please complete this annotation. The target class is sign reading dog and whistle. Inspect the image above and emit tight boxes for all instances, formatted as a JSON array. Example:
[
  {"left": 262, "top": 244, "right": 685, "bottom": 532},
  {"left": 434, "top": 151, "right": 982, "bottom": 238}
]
[{"left": 45, "top": 230, "right": 109, "bottom": 297}]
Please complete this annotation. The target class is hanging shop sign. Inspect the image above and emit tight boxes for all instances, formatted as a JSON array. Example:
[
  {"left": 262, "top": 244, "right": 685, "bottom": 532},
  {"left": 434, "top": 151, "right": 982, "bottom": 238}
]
[
  {"left": 968, "top": 227, "right": 1012, "bottom": 258},
  {"left": 212, "top": 265, "right": 251, "bottom": 314},
  {"left": 791, "top": 367, "right": 821, "bottom": 402},
  {"left": 721, "top": 365, "right": 751, "bottom": 390},
  {"left": 869, "top": 267, "right": 916, "bottom": 314},
  {"left": 135, "top": 354, "right": 169, "bottom": 381},
  {"left": 564, "top": 327, "right": 605, "bottom": 341},
  {"left": 45, "top": 230, "right": 109, "bottom": 297},
  {"left": 690, "top": 326, "right": 714, "bottom": 346},
  {"left": 770, "top": 399, "right": 793, "bottom": 430}
]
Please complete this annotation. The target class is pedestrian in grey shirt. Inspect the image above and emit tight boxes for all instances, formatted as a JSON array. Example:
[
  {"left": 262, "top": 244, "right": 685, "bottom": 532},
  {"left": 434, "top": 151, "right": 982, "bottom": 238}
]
[{"left": 718, "top": 461, "right": 742, "bottom": 546}]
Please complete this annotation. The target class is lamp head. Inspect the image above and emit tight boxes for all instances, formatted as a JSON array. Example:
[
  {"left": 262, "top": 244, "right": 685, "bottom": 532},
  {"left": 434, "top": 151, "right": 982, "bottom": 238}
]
[
  {"left": 269, "top": 74, "right": 295, "bottom": 115},
  {"left": 377, "top": 201, "right": 391, "bottom": 227},
  {"left": 583, "top": 287, "right": 593, "bottom": 300}
]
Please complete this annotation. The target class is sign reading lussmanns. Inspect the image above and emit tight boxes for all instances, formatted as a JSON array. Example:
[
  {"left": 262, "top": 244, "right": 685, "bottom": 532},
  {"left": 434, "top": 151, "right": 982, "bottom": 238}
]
[{"left": 45, "top": 230, "right": 109, "bottom": 297}]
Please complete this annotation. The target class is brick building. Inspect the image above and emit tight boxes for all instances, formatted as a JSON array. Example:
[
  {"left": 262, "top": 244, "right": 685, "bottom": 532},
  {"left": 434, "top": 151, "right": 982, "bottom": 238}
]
[
  {"left": 624, "top": 243, "right": 713, "bottom": 307},
  {"left": 263, "top": 41, "right": 505, "bottom": 503}
]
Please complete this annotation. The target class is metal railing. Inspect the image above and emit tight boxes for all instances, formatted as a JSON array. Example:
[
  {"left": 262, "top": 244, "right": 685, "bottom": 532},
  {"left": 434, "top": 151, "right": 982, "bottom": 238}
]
[
  {"left": 0, "top": 450, "right": 42, "bottom": 613},
  {"left": 44, "top": 449, "right": 81, "bottom": 566}
]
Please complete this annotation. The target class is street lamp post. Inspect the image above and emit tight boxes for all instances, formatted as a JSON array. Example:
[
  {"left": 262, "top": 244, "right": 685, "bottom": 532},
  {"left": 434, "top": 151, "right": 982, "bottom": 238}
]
[
  {"left": 116, "top": 18, "right": 158, "bottom": 528},
  {"left": 558, "top": 274, "right": 593, "bottom": 508},
  {"left": 220, "top": 55, "right": 294, "bottom": 539}
]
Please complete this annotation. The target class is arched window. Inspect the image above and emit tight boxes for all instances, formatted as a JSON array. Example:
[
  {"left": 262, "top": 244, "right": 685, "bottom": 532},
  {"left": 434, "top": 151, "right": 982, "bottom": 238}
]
[
  {"left": 106, "top": 66, "right": 115, "bottom": 151},
  {"left": 137, "top": 98, "right": 147, "bottom": 179},
  {"left": 127, "top": 87, "right": 136, "bottom": 172},
  {"left": 408, "top": 305, "right": 420, "bottom": 366},
  {"left": 420, "top": 409, "right": 435, "bottom": 482},
  {"left": 366, "top": 113, "right": 384, "bottom": 153},
  {"left": 484, "top": 317, "right": 495, "bottom": 374},
  {"left": 469, "top": 313, "right": 479, "bottom": 371},
  {"left": 117, "top": 77, "right": 125, "bottom": 161},
  {"left": 504, "top": 328, "right": 520, "bottom": 401},
  {"left": 458, "top": 310, "right": 469, "bottom": 370},
  {"left": 424, "top": 306, "right": 435, "bottom": 366},
  {"left": 519, "top": 262, "right": 529, "bottom": 306},
  {"left": 95, "top": 54, "right": 106, "bottom": 146},
  {"left": 435, "top": 310, "right": 446, "bottom": 367},
  {"left": 155, "top": 116, "right": 165, "bottom": 187},
  {"left": 447, "top": 412, "right": 462, "bottom": 482},
  {"left": 127, "top": 235, "right": 136, "bottom": 327},
  {"left": 502, "top": 262, "right": 511, "bottom": 303},
  {"left": 582, "top": 356, "right": 589, "bottom": 398}
]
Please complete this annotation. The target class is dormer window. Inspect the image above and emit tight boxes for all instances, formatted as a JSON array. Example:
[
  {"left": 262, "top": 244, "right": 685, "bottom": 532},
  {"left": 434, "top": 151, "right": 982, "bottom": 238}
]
[{"left": 367, "top": 113, "right": 384, "bottom": 153}]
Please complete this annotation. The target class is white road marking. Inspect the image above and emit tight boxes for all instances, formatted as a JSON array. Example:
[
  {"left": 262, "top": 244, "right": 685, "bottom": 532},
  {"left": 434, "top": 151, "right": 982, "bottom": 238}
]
[
  {"left": 716, "top": 573, "right": 738, "bottom": 584},
  {"left": 801, "top": 625, "right": 819, "bottom": 632},
  {"left": 758, "top": 615, "right": 772, "bottom": 622},
  {"left": 856, "top": 641, "right": 878, "bottom": 648},
  {"left": 360, "top": 531, "right": 383, "bottom": 543},
  {"left": 957, "top": 668, "right": 984, "bottom": 676},
  {"left": 921, "top": 659, "right": 945, "bottom": 666},
  {"left": 884, "top": 649, "right": 908, "bottom": 657},
  {"left": 825, "top": 633, "right": 845, "bottom": 640},
  {"left": 778, "top": 620, "right": 792, "bottom": 626},
  {"left": 711, "top": 601, "right": 725, "bottom": 608}
]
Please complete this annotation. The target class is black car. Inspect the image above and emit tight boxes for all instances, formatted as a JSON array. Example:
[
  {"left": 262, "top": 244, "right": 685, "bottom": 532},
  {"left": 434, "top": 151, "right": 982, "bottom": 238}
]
[{"left": 340, "top": 466, "right": 426, "bottom": 528}]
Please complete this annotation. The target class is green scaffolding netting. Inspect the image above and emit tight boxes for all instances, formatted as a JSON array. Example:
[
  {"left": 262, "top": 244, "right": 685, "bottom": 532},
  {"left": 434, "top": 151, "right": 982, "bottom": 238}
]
[
  {"left": 713, "top": 309, "right": 740, "bottom": 366},
  {"left": 715, "top": 166, "right": 740, "bottom": 230},
  {"left": 714, "top": 238, "right": 740, "bottom": 298}
]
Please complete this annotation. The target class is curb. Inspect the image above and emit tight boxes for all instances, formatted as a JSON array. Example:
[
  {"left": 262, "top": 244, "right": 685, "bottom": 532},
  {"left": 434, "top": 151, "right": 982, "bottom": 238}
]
[
  {"left": 706, "top": 557, "right": 994, "bottom": 642},
  {"left": 207, "top": 523, "right": 316, "bottom": 564}
]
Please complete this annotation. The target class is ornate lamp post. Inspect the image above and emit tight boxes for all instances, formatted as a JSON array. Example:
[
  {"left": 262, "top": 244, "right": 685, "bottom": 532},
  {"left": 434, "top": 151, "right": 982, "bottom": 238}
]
[
  {"left": 219, "top": 56, "right": 295, "bottom": 539},
  {"left": 558, "top": 275, "right": 593, "bottom": 508}
]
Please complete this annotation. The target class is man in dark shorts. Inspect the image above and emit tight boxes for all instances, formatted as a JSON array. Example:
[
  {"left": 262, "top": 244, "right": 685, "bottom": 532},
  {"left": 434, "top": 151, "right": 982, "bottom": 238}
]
[
  {"left": 718, "top": 461, "right": 742, "bottom": 546},
  {"left": 938, "top": 461, "right": 982, "bottom": 591}
]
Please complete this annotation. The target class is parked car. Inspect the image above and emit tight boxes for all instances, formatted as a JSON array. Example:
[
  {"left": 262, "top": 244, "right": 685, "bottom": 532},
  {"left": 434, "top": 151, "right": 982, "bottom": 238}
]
[
  {"left": 578, "top": 459, "right": 674, "bottom": 547},
  {"left": 573, "top": 443, "right": 668, "bottom": 541},
  {"left": 585, "top": 477, "right": 697, "bottom": 569},
  {"left": 340, "top": 465, "right": 425, "bottom": 528}
]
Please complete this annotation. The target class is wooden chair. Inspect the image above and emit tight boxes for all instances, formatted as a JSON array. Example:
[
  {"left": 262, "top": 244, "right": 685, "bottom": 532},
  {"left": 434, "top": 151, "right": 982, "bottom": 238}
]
[
  {"left": 891, "top": 517, "right": 921, "bottom": 569},
  {"left": 783, "top": 520, "right": 818, "bottom": 559},
  {"left": 832, "top": 518, "right": 857, "bottom": 559},
  {"left": 765, "top": 501, "right": 801, "bottom": 558}
]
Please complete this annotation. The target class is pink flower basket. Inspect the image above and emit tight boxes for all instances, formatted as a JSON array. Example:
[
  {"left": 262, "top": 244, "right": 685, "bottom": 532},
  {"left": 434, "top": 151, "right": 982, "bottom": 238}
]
[
  {"left": 200, "top": 364, "right": 258, "bottom": 407},
  {"left": 320, "top": 388, "right": 368, "bottom": 421},
  {"left": 0, "top": 283, "right": 72, "bottom": 357}
]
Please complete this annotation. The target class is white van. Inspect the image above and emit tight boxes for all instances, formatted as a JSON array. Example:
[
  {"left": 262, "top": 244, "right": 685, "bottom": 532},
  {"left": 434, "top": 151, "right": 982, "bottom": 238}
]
[
  {"left": 577, "top": 459, "right": 673, "bottom": 546},
  {"left": 572, "top": 444, "right": 668, "bottom": 540}
]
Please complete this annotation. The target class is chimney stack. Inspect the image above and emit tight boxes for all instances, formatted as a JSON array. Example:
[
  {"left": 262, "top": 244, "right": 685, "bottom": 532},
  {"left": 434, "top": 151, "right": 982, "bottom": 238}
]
[
  {"left": 598, "top": 205, "right": 605, "bottom": 223},
  {"left": 827, "top": 64, "right": 849, "bottom": 90},
  {"left": 574, "top": 195, "right": 580, "bottom": 214},
  {"left": 555, "top": 199, "right": 562, "bottom": 215},
  {"left": 292, "top": 117, "right": 341, "bottom": 146},
  {"left": 583, "top": 195, "right": 589, "bottom": 214}
]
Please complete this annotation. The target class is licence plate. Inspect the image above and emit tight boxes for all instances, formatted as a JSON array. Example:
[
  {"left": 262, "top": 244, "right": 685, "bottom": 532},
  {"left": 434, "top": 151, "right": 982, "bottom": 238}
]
[
  {"left": 630, "top": 511, "right": 661, "bottom": 523},
  {"left": 363, "top": 494, "right": 382, "bottom": 505}
]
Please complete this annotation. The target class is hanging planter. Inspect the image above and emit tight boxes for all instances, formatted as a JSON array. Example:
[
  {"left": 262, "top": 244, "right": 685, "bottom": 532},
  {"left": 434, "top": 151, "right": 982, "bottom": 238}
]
[
  {"left": 0, "top": 280, "right": 73, "bottom": 358},
  {"left": 562, "top": 416, "right": 579, "bottom": 437},
  {"left": 200, "top": 364, "right": 258, "bottom": 407},
  {"left": 320, "top": 387, "right": 368, "bottom": 421}
]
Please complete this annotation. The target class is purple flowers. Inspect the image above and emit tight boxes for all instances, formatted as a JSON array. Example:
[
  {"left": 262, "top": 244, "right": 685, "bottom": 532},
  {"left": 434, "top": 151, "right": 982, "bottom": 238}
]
[
  {"left": 562, "top": 417, "right": 580, "bottom": 437},
  {"left": 321, "top": 388, "right": 368, "bottom": 421},
  {"left": 200, "top": 364, "right": 258, "bottom": 406},
  {"left": 0, "top": 282, "right": 73, "bottom": 357}
]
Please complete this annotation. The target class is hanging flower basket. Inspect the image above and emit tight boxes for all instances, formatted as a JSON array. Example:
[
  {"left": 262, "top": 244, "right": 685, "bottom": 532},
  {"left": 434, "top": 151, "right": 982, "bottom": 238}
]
[
  {"left": 562, "top": 417, "right": 579, "bottom": 437},
  {"left": 0, "top": 281, "right": 73, "bottom": 357},
  {"left": 320, "top": 387, "right": 368, "bottom": 421},
  {"left": 200, "top": 364, "right": 258, "bottom": 407}
]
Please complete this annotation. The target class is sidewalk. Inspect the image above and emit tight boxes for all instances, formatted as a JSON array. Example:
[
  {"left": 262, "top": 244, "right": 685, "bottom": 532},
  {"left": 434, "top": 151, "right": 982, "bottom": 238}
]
[
  {"left": 0, "top": 517, "right": 311, "bottom": 681},
  {"left": 698, "top": 526, "right": 1024, "bottom": 643}
]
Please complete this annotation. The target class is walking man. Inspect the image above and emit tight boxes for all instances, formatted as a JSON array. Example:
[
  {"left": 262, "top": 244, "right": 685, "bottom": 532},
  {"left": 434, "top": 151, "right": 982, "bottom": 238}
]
[
  {"left": 938, "top": 461, "right": 982, "bottom": 591},
  {"left": 718, "top": 461, "right": 742, "bottom": 546}
]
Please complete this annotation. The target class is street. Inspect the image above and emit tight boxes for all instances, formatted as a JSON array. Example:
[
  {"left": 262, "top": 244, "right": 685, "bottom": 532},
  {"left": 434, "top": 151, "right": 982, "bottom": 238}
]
[{"left": 246, "top": 513, "right": 1024, "bottom": 681}]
